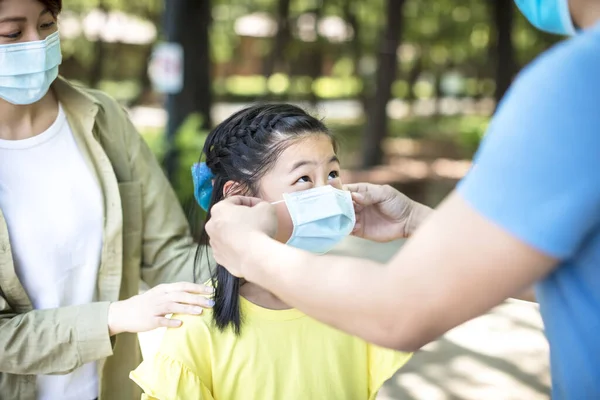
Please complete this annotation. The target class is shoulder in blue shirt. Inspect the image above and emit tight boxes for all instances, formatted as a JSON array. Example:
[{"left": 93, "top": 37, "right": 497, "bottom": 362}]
[{"left": 458, "top": 22, "right": 600, "bottom": 399}]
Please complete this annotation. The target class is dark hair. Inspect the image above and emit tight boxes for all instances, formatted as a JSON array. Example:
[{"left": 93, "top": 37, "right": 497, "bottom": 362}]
[
  {"left": 194, "top": 104, "right": 334, "bottom": 334},
  {"left": 39, "top": 0, "right": 62, "bottom": 17}
]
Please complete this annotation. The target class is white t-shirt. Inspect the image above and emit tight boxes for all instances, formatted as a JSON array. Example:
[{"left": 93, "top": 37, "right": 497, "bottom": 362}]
[{"left": 0, "top": 104, "right": 103, "bottom": 400}]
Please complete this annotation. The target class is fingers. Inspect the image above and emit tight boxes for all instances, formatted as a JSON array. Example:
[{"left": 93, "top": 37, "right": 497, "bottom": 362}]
[
  {"left": 161, "top": 302, "right": 205, "bottom": 316},
  {"left": 158, "top": 317, "right": 182, "bottom": 328},
  {"left": 344, "top": 183, "right": 369, "bottom": 193},
  {"left": 352, "top": 200, "right": 364, "bottom": 212},
  {"left": 221, "top": 195, "right": 264, "bottom": 207},
  {"left": 166, "top": 291, "right": 215, "bottom": 308},
  {"left": 351, "top": 190, "right": 373, "bottom": 206},
  {"left": 159, "top": 282, "right": 214, "bottom": 295},
  {"left": 348, "top": 183, "right": 400, "bottom": 206},
  {"left": 346, "top": 183, "right": 378, "bottom": 206}
]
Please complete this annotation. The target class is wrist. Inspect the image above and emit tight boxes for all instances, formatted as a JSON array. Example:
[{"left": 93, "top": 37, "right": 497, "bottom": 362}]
[
  {"left": 404, "top": 201, "right": 433, "bottom": 237},
  {"left": 107, "top": 301, "right": 124, "bottom": 336},
  {"left": 241, "top": 233, "right": 280, "bottom": 283}
]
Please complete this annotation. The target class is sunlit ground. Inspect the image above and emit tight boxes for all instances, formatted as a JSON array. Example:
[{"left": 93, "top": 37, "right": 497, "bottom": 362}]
[{"left": 139, "top": 237, "right": 550, "bottom": 400}]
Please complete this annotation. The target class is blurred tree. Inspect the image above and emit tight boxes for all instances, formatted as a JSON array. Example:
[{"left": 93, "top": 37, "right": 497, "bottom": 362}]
[
  {"left": 88, "top": 0, "right": 107, "bottom": 88},
  {"left": 162, "top": 0, "right": 212, "bottom": 181},
  {"left": 362, "top": 0, "right": 405, "bottom": 167},
  {"left": 307, "top": 1, "right": 326, "bottom": 105},
  {"left": 262, "top": 0, "right": 291, "bottom": 80},
  {"left": 342, "top": 0, "right": 366, "bottom": 109},
  {"left": 491, "top": 0, "right": 516, "bottom": 105}
]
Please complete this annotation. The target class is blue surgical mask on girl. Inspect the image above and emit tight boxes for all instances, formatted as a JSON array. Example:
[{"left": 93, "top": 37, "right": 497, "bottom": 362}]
[
  {"left": 514, "top": 0, "right": 576, "bottom": 35},
  {"left": 275, "top": 185, "right": 356, "bottom": 255},
  {"left": 0, "top": 31, "right": 62, "bottom": 105}
]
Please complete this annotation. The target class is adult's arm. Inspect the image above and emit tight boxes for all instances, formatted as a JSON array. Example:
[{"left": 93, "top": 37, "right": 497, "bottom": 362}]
[
  {"left": 241, "top": 192, "right": 555, "bottom": 350},
  {"left": 349, "top": 183, "right": 537, "bottom": 303}
]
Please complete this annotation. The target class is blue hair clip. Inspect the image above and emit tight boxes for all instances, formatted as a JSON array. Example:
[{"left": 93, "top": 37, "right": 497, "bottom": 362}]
[{"left": 191, "top": 162, "right": 214, "bottom": 211}]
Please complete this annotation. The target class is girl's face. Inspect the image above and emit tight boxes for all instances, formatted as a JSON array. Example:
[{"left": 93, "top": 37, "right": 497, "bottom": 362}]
[
  {"left": 0, "top": 0, "right": 58, "bottom": 45},
  {"left": 258, "top": 134, "right": 342, "bottom": 243}
]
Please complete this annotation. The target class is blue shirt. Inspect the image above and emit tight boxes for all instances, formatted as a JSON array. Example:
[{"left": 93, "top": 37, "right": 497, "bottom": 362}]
[{"left": 458, "top": 22, "right": 600, "bottom": 399}]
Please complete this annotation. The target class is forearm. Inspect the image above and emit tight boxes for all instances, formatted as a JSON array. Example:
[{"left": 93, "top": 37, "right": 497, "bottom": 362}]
[
  {"left": 0, "top": 302, "right": 113, "bottom": 374},
  {"left": 242, "top": 194, "right": 555, "bottom": 352},
  {"left": 244, "top": 235, "right": 417, "bottom": 349},
  {"left": 512, "top": 286, "right": 537, "bottom": 303}
]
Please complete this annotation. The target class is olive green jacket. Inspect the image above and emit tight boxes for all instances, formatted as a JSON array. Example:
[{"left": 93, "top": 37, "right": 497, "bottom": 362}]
[{"left": 0, "top": 77, "right": 210, "bottom": 400}]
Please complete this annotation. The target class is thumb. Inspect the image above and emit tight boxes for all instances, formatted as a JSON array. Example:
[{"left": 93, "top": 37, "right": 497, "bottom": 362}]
[{"left": 351, "top": 190, "right": 375, "bottom": 206}]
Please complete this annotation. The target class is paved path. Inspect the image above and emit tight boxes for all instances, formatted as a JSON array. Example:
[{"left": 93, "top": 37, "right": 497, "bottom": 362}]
[
  {"left": 139, "top": 236, "right": 550, "bottom": 399},
  {"left": 331, "top": 237, "right": 550, "bottom": 400}
]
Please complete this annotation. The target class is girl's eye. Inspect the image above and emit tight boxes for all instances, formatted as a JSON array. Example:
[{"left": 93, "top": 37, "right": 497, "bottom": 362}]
[
  {"left": 2, "top": 31, "right": 21, "bottom": 39},
  {"left": 41, "top": 21, "right": 56, "bottom": 29},
  {"left": 328, "top": 171, "right": 340, "bottom": 180},
  {"left": 296, "top": 175, "right": 311, "bottom": 184}
]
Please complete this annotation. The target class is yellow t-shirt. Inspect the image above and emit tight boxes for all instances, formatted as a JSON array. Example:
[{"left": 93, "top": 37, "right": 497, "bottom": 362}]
[{"left": 131, "top": 297, "right": 412, "bottom": 400}]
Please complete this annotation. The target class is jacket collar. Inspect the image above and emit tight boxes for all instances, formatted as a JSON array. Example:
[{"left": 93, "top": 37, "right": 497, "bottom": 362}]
[{"left": 52, "top": 76, "right": 101, "bottom": 139}]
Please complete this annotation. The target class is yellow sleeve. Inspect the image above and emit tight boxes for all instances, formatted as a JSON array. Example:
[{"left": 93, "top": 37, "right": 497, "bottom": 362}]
[
  {"left": 130, "top": 314, "right": 215, "bottom": 400},
  {"left": 131, "top": 353, "right": 214, "bottom": 400},
  {"left": 367, "top": 344, "right": 413, "bottom": 400}
]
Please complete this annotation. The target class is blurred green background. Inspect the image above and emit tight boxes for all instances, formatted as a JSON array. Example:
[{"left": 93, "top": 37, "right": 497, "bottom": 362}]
[{"left": 59, "top": 0, "right": 558, "bottom": 219}]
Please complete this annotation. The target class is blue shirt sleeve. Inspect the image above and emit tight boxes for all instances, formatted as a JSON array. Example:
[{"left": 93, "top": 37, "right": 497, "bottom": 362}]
[{"left": 457, "top": 34, "right": 600, "bottom": 259}]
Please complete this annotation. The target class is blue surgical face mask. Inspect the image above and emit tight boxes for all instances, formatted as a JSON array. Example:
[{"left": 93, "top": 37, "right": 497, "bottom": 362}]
[
  {"left": 0, "top": 31, "right": 62, "bottom": 105},
  {"left": 276, "top": 185, "right": 356, "bottom": 254},
  {"left": 514, "top": 0, "right": 576, "bottom": 36}
]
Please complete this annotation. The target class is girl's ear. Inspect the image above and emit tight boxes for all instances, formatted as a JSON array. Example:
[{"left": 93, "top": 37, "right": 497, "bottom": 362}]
[{"left": 223, "top": 180, "right": 246, "bottom": 198}]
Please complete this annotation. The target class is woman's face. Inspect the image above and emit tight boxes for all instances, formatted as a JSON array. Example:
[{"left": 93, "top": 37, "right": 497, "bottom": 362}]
[
  {"left": 258, "top": 134, "right": 343, "bottom": 244},
  {"left": 0, "top": 0, "right": 58, "bottom": 45}
]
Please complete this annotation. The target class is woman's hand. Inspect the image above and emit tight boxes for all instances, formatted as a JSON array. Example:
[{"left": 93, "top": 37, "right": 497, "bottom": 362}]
[
  {"left": 205, "top": 196, "right": 278, "bottom": 277},
  {"left": 107, "top": 282, "right": 215, "bottom": 335},
  {"left": 346, "top": 183, "right": 432, "bottom": 242}
]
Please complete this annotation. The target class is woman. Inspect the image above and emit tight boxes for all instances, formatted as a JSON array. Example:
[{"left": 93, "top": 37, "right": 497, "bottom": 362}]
[
  {"left": 206, "top": 0, "right": 600, "bottom": 398},
  {"left": 0, "top": 1, "right": 213, "bottom": 400}
]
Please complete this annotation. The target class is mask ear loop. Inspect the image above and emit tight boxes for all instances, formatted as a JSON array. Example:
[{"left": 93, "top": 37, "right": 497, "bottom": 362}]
[{"left": 271, "top": 200, "right": 285, "bottom": 205}]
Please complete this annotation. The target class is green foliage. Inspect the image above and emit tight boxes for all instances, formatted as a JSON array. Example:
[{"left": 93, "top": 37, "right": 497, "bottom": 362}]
[
  {"left": 140, "top": 113, "right": 210, "bottom": 227},
  {"left": 60, "top": 0, "right": 555, "bottom": 103},
  {"left": 172, "top": 114, "right": 210, "bottom": 208}
]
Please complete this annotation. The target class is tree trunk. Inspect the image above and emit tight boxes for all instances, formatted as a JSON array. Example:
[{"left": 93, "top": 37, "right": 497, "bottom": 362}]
[
  {"left": 343, "top": 0, "right": 367, "bottom": 111},
  {"left": 262, "top": 0, "right": 291, "bottom": 81},
  {"left": 493, "top": 0, "right": 515, "bottom": 106},
  {"left": 163, "top": 0, "right": 212, "bottom": 181},
  {"left": 308, "top": 2, "right": 325, "bottom": 106},
  {"left": 88, "top": 2, "right": 107, "bottom": 88},
  {"left": 362, "top": 0, "right": 405, "bottom": 168}
]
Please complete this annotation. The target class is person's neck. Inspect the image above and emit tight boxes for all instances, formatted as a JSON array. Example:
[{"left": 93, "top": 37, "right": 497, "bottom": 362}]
[
  {"left": 239, "top": 281, "right": 292, "bottom": 310},
  {"left": 0, "top": 91, "right": 59, "bottom": 140},
  {"left": 571, "top": 0, "right": 600, "bottom": 29}
]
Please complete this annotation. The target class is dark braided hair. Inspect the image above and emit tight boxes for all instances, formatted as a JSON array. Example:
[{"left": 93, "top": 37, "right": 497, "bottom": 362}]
[{"left": 194, "top": 104, "right": 335, "bottom": 335}]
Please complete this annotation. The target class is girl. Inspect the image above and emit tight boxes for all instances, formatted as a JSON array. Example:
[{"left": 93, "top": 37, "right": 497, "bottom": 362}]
[
  {"left": 0, "top": 1, "right": 212, "bottom": 399},
  {"left": 130, "top": 104, "right": 412, "bottom": 399}
]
